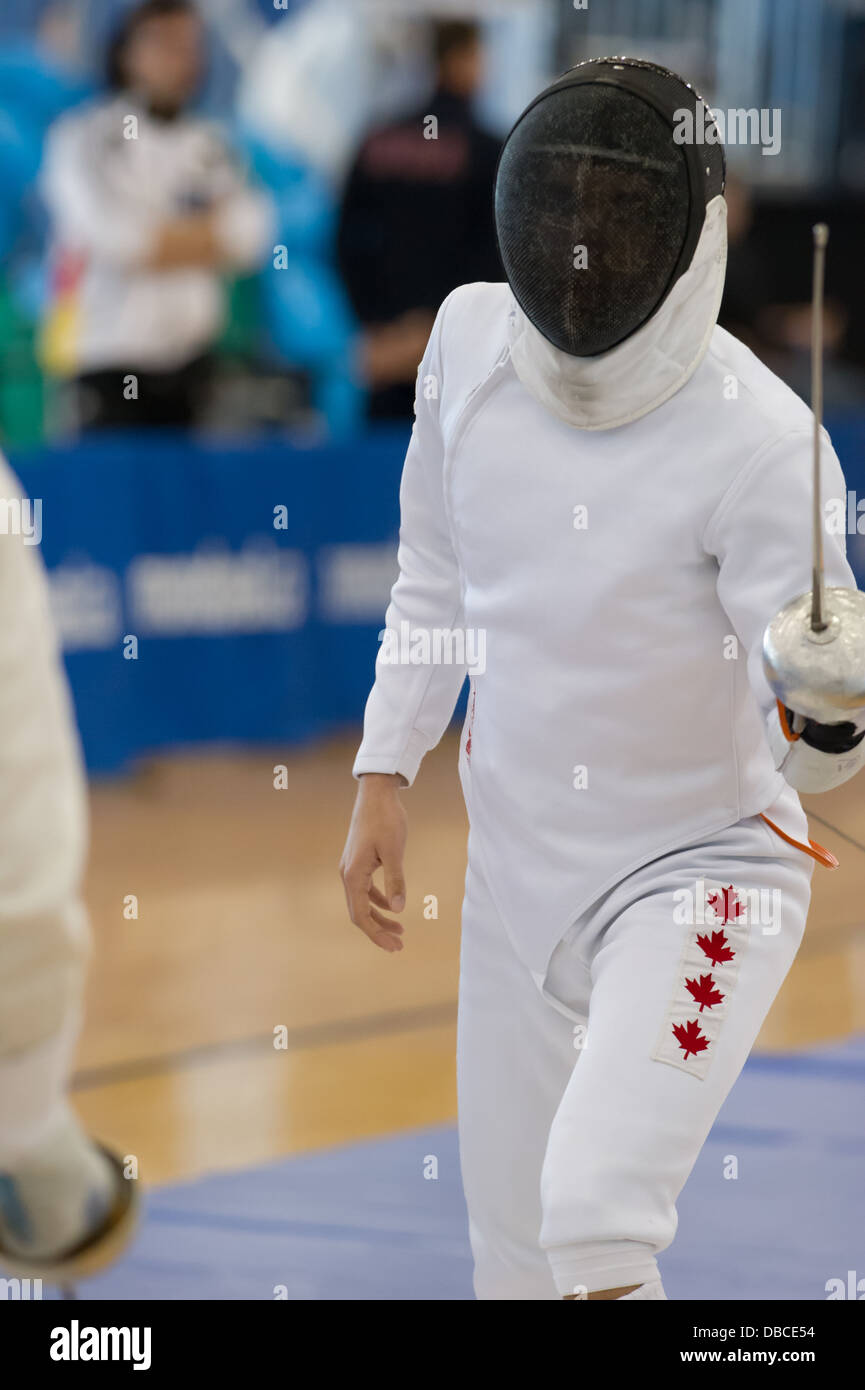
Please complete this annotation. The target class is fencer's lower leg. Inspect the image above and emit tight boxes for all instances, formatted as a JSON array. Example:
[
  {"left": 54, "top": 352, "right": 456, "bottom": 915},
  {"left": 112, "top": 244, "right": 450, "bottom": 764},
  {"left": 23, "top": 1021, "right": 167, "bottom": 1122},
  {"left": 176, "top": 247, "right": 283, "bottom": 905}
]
[
  {"left": 0, "top": 913, "right": 124, "bottom": 1272},
  {"left": 539, "top": 851, "right": 810, "bottom": 1302},
  {"left": 0, "top": 507, "right": 136, "bottom": 1277},
  {"left": 0, "top": 1007, "right": 116, "bottom": 1262}
]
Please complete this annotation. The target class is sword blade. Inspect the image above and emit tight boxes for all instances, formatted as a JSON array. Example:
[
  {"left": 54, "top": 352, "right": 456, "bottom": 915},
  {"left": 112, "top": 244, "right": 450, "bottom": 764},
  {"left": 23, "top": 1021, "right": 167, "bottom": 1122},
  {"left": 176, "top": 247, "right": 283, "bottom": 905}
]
[{"left": 811, "top": 222, "right": 829, "bottom": 632}]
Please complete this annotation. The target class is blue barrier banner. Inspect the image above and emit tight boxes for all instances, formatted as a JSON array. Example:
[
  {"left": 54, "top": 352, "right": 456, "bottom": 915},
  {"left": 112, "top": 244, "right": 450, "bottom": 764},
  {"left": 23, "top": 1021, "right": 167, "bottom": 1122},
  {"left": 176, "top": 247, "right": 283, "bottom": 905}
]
[
  {"left": 11, "top": 418, "right": 865, "bottom": 772},
  {"left": 14, "top": 429, "right": 411, "bottom": 771}
]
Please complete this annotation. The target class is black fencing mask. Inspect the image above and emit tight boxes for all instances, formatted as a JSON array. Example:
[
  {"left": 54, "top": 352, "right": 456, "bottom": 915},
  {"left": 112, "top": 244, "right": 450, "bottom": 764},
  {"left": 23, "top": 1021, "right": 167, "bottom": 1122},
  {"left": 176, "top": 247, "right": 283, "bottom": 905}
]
[{"left": 494, "top": 58, "right": 726, "bottom": 358}]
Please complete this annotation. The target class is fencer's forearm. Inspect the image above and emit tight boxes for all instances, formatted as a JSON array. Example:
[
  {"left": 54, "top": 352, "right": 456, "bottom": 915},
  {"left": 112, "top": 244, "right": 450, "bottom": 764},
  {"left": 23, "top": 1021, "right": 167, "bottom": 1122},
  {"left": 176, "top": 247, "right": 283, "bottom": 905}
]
[
  {"left": 354, "top": 292, "right": 467, "bottom": 787},
  {"left": 352, "top": 444, "right": 468, "bottom": 785},
  {"left": 358, "top": 772, "right": 406, "bottom": 790},
  {"left": 352, "top": 523, "right": 467, "bottom": 786},
  {"left": 354, "top": 671, "right": 466, "bottom": 785}
]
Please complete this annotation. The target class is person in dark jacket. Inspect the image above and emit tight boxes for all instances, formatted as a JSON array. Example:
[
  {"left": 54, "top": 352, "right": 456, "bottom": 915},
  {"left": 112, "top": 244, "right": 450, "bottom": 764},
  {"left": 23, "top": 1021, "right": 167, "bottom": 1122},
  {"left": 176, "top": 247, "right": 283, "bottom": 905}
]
[{"left": 338, "top": 20, "right": 502, "bottom": 420}]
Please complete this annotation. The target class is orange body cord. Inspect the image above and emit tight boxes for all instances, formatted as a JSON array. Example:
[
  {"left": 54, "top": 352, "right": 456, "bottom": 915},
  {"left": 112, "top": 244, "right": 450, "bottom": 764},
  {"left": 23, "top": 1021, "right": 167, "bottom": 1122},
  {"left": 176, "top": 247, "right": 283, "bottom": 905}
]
[{"left": 759, "top": 813, "right": 839, "bottom": 870}]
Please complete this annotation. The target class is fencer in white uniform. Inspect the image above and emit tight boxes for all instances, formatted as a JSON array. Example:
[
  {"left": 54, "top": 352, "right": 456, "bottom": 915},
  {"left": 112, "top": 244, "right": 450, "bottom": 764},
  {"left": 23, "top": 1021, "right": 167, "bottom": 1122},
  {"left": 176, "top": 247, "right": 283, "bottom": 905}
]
[
  {"left": 341, "top": 59, "right": 865, "bottom": 1300},
  {"left": 0, "top": 453, "right": 137, "bottom": 1284}
]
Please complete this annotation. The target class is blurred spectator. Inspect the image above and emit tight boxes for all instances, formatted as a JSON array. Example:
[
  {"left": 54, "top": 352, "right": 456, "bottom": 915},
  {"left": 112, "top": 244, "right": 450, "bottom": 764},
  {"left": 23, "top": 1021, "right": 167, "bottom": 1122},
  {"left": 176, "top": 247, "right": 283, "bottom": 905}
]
[
  {"left": 720, "top": 174, "right": 865, "bottom": 410},
  {"left": 40, "top": 0, "right": 272, "bottom": 432},
  {"left": 338, "top": 19, "right": 502, "bottom": 421},
  {"left": 721, "top": 173, "right": 852, "bottom": 369},
  {"left": 237, "top": 0, "right": 373, "bottom": 187},
  {"left": 718, "top": 174, "right": 774, "bottom": 356},
  {"left": 0, "top": 2, "right": 92, "bottom": 449}
]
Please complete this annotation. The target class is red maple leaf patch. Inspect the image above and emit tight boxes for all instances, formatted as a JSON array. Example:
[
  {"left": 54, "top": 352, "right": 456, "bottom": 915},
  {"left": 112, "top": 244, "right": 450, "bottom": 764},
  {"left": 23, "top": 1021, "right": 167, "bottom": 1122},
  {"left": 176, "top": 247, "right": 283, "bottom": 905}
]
[
  {"left": 684, "top": 973, "right": 725, "bottom": 1012},
  {"left": 672, "top": 1018, "right": 710, "bottom": 1059},
  {"left": 706, "top": 884, "right": 745, "bottom": 925},
  {"left": 696, "top": 930, "right": 736, "bottom": 967}
]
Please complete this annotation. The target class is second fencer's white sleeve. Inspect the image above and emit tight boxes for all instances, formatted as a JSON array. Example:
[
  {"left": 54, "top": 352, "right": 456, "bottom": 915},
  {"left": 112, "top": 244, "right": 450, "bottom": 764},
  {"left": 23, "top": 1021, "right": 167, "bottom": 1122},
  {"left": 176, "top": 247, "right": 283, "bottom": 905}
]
[
  {"left": 353, "top": 295, "right": 468, "bottom": 786},
  {"left": 0, "top": 453, "right": 90, "bottom": 1066}
]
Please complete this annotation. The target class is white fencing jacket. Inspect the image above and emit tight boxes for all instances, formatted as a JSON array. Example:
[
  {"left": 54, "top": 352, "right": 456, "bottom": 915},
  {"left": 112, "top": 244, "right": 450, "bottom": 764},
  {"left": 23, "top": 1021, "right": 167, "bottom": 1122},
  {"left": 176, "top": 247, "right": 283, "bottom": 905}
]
[{"left": 354, "top": 257, "right": 854, "bottom": 976}]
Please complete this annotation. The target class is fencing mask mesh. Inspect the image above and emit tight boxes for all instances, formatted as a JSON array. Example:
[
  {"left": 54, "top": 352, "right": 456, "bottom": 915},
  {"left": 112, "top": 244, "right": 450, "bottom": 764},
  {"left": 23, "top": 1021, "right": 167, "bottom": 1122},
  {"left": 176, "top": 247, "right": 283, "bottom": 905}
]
[{"left": 494, "top": 58, "right": 725, "bottom": 357}]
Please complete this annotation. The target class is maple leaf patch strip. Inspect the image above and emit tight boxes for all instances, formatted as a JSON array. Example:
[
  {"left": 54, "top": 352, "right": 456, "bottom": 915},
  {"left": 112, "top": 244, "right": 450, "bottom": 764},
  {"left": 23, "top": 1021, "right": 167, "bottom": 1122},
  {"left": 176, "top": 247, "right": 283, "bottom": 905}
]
[{"left": 651, "top": 879, "right": 753, "bottom": 1080}]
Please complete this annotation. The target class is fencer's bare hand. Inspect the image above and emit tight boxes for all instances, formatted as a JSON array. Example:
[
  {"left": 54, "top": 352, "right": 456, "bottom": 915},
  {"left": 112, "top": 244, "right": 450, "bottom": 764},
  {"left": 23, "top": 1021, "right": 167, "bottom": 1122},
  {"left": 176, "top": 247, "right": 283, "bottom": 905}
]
[{"left": 340, "top": 773, "right": 407, "bottom": 952}]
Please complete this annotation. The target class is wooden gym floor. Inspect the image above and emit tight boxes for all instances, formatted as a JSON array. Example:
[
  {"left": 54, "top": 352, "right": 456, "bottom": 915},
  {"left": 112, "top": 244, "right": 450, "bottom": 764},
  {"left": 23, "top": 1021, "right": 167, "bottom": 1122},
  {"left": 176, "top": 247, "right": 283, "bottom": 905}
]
[{"left": 71, "top": 734, "right": 865, "bottom": 1187}]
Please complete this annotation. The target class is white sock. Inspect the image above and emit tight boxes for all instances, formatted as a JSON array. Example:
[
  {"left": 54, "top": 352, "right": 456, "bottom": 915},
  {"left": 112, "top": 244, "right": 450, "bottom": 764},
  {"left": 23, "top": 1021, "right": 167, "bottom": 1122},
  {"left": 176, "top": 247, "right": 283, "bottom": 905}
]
[{"left": 618, "top": 1279, "right": 668, "bottom": 1300}]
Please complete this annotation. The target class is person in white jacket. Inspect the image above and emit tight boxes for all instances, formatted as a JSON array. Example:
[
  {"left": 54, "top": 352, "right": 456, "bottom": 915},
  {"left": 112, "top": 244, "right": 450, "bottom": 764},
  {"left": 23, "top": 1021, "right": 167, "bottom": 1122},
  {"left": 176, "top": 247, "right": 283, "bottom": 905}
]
[
  {"left": 340, "top": 59, "right": 865, "bottom": 1301},
  {"left": 0, "top": 453, "right": 137, "bottom": 1286},
  {"left": 40, "top": 0, "right": 272, "bottom": 431}
]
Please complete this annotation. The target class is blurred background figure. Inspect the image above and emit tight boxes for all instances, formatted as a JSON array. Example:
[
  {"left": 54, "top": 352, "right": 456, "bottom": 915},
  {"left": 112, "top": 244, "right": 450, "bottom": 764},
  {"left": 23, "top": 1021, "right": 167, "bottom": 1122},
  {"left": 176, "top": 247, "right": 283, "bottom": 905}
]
[
  {"left": 0, "top": 1, "right": 91, "bottom": 449},
  {"left": 338, "top": 19, "right": 502, "bottom": 420},
  {"left": 717, "top": 174, "right": 773, "bottom": 356},
  {"left": 40, "top": 0, "right": 273, "bottom": 432},
  {"left": 719, "top": 173, "right": 860, "bottom": 410}
]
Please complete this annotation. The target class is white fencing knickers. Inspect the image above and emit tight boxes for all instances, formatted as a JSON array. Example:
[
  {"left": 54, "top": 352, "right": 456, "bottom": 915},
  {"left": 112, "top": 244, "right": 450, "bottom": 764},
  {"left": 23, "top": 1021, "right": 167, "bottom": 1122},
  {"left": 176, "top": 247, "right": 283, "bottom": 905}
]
[
  {"left": 456, "top": 794, "right": 814, "bottom": 1299},
  {"left": 0, "top": 454, "right": 90, "bottom": 1165}
]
